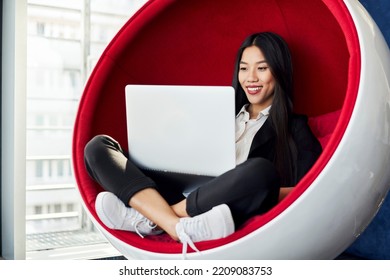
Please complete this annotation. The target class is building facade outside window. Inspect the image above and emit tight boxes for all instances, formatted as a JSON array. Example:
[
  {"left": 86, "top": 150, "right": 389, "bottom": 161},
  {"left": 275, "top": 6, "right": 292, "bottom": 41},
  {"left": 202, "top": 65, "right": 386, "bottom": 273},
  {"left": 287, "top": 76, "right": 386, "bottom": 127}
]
[{"left": 25, "top": 0, "right": 148, "bottom": 258}]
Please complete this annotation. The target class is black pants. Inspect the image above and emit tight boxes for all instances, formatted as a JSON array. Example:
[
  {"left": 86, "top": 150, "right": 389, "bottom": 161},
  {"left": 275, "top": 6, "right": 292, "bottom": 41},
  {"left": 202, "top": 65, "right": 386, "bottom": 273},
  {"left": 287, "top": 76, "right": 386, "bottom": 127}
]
[{"left": 84, "top": 135, "right": 280, "bottom": 226}]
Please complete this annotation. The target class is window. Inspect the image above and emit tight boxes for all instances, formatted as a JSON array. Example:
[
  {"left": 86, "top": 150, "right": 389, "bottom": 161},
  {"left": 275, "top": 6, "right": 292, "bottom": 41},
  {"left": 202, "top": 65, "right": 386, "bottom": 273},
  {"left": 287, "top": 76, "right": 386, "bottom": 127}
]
[{"left": 25, "top": 0, "right": 148, "bottom": 259}]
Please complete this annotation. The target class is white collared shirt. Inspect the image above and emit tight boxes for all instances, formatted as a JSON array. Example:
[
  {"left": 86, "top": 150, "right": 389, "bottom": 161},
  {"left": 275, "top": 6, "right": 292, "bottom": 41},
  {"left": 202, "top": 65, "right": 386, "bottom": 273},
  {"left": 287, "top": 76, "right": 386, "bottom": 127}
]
[{"left": 235, "top": 105, "right": 271, "bottom": 165}]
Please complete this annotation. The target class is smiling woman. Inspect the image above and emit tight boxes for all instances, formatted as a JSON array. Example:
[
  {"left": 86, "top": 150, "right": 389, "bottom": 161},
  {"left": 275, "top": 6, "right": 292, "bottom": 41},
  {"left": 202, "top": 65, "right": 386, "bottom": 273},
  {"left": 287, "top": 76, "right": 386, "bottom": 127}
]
[{"left": 83, "top": 31, "right": 322, "bottom": 257}]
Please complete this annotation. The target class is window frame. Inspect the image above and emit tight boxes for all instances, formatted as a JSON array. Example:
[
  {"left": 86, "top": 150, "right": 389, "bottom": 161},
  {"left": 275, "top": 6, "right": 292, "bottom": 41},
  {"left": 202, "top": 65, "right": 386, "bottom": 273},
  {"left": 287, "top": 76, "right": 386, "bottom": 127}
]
[{"left": 1, "top": 0, "right": 27, "bottom": 260}]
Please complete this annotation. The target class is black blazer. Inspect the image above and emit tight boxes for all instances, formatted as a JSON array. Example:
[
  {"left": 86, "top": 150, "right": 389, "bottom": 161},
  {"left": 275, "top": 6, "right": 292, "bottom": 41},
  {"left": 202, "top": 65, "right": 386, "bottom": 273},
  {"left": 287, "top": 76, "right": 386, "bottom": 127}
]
[{"left": 248, "top": 114, "right": 322, "bottom": 186}]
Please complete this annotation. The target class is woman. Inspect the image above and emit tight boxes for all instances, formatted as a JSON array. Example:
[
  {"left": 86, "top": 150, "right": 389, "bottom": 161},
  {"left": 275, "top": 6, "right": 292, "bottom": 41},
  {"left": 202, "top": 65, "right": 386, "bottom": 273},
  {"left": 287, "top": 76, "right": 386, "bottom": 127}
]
[{"left": 84, "top": 32, "right": 322, "bottom": 254}]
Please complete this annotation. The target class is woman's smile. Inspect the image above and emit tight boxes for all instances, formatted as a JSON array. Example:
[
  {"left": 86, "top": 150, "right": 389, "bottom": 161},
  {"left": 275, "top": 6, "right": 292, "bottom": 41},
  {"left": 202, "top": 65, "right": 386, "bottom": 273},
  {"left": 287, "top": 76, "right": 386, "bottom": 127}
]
[{"left": 246, "top": 85, "right": 263, "bottom": 95}]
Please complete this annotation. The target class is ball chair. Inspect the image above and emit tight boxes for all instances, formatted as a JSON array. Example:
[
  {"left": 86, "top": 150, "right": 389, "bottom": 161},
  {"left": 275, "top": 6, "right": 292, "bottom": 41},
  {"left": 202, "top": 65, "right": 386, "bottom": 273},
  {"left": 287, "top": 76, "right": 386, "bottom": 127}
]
[{"left": 72, "top": 0, "right": 390, "bottom": 259}]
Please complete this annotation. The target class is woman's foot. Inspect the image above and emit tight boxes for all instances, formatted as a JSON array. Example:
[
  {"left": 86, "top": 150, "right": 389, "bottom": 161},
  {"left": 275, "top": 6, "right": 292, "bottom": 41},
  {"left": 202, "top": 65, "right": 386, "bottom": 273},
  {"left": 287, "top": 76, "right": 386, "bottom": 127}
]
[
  {"left": 95, "top": 191, "right": 163, "bottom": 237},
  {"left": 175, "top": 204, "right": 235, "bottom": 256}
]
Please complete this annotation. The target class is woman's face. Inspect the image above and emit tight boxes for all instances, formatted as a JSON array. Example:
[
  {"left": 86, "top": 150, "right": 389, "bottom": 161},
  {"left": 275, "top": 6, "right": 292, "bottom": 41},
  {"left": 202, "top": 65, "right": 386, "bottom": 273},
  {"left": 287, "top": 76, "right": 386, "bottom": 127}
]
[{"left": 238, "top": 45, "right": 275, "bottom": 114}]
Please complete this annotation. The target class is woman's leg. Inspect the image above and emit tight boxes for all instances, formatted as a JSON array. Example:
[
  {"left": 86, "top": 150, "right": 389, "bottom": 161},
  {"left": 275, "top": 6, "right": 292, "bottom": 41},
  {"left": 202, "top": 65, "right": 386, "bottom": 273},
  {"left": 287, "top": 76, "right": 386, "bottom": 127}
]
[
  {"left": 129, "top": 188, "right": 181, "bottom": 239},
  {"left": 183, "top": 157, "right": 280, "bottom": 226},
  {"left": 84, "top": 135, "right": 234, "bottom": 242},
  {"left": 84, "top": 135, "right": 181, "bottom": 237},
  {"left": 84, "top": 135, "right": 158, "bottom": 204}
]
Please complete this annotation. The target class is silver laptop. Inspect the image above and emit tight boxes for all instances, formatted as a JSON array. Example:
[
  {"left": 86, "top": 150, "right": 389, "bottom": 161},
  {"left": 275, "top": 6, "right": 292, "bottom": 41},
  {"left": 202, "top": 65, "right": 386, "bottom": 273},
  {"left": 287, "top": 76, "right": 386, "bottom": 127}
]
[{"left": 125, "top": 84, "right": 236, "bottom": 177}]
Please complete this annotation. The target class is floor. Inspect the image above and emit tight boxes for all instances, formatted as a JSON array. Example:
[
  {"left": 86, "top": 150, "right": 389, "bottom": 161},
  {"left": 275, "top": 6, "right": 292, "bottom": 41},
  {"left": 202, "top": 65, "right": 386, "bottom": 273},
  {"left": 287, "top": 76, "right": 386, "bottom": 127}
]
[{"left": 9, "top": 229, "right": 364, "bottom": 260}]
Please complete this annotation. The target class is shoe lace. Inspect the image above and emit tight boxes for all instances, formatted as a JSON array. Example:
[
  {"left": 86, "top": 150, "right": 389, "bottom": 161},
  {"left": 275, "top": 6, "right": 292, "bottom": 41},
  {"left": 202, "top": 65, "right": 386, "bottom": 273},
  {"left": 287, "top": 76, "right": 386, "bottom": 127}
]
[
  {"left": 130, "top": 212, "right": 158, "bottom": 238},
  {"left": 176, "top": 222, "right": 201, "bottom": 259}
]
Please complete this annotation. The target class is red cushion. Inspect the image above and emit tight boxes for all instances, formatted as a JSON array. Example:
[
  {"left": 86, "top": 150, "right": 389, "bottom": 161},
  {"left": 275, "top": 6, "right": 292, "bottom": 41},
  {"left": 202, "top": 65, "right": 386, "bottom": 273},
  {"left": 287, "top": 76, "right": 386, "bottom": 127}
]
[
  {"left": 73, "top": 0, "right": 361, "bottom": 254},
  {"left": 309, "top": 110, "right": 341, "bottom": 148}
]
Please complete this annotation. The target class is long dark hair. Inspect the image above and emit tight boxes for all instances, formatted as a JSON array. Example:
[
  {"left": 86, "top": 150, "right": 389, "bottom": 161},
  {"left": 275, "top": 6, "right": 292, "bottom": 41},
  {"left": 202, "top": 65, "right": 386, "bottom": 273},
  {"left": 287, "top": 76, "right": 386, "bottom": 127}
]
[{"left": 232, "top": 32, "right": 297, "bottom": 186}]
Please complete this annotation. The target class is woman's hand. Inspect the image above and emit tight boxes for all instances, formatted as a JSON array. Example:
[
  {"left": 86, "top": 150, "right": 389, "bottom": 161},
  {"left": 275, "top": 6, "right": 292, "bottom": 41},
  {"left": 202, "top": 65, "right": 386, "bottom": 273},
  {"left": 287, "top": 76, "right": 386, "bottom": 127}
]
[{"left": 279, "top": 187, "right": 293, "bottom": 201}]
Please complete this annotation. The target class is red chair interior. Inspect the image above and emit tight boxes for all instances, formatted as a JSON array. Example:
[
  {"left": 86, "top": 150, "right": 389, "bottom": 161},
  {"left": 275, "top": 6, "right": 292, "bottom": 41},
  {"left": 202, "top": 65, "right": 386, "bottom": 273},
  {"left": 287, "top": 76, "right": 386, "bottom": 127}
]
[{"left": 73, "top": 0, "right": 360, "bottom": 254}]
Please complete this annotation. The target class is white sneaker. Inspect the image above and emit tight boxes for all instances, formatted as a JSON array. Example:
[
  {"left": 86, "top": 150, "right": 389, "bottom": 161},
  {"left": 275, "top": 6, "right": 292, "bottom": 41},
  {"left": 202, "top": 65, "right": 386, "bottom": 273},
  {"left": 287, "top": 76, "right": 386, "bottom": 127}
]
[
  {"left": 95, "top": 191, "right": 163, "bottom": 237},
  {"left": 175, "top": 204, "right": 235, "bottom": 257}
]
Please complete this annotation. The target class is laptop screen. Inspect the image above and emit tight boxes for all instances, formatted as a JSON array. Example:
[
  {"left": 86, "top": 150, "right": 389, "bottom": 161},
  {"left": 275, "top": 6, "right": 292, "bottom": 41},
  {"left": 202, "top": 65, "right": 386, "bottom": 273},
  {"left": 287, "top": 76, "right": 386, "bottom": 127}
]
[{"left": 125, "top": 84, "right": 236, "bottom": 176}]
